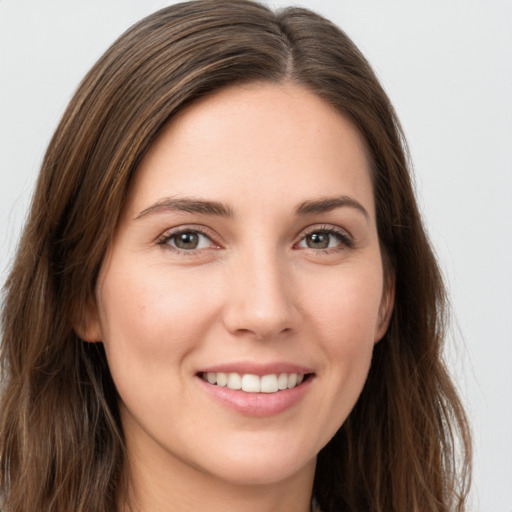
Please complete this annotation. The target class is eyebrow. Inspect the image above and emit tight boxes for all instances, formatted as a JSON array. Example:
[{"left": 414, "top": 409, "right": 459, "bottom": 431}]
[
  {"left": 135, "top": 195, "right": 369, "bottom": 221},
  {"left": 135, "top": 197, "right": 233, "bottom": 219},
  {"left": 295, "top": 195, "right": 370, "bottom": 220}
]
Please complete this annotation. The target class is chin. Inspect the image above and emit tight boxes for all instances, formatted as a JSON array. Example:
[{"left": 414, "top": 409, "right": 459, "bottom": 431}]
[{"left": 194, "top": 437, "right": 317, "bottom": 486}]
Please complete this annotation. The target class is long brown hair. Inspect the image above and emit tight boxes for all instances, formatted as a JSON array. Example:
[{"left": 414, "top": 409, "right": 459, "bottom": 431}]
[{"left": 0, "top": 1, "right": 471, "bottom": 510}]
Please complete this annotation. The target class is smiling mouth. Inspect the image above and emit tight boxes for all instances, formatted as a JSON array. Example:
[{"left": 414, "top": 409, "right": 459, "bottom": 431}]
[{"left": 199, "top": 372, "right": 311, "bottom": 393}]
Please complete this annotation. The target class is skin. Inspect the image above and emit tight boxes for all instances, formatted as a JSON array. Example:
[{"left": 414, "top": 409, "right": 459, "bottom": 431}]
[{"left": 80, "top": 82, "right": 394, "bottom": 512}]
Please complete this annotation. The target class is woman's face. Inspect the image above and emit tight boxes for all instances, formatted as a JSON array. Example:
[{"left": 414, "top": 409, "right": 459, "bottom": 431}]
[{"left": 83, "top": 83, "right": 393, "bottom": 487}]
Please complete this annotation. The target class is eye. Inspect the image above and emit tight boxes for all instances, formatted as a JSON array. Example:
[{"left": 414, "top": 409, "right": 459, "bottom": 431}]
[
  {"left": 159, "top": 229, "right": 216, "bottom": 251},
  {"left": 296, "top": 227, "right": 352, "bottom": 251}
]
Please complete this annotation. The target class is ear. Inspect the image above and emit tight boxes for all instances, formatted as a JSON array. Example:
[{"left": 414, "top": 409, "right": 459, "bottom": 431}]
[
  {"left": 375, "top": 274, "right": 395, "bottom": 343},
  {"left": 73, "top": 296, "right": 103, "bottom": 343}
]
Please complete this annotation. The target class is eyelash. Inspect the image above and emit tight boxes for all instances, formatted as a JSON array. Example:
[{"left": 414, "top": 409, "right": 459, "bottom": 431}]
[
  {"left": 297, "top": 225, "right": 354, "bottom": 253},
  {"left": 157, "top": 225, "right": 353, "bottom": 255},
  {"left": 157, "top": 226, "right": 218, "bottom": 256}
]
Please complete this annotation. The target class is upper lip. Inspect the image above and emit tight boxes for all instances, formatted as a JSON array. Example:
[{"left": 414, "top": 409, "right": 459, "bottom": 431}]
[{"left": 196, "top": 362, "right": 314, "bottom": 376}]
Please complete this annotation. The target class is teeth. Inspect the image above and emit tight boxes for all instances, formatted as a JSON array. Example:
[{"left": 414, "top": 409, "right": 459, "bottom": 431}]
[
  {"left": 227, "top": 373, "right": 242, "bottom": 390},
  {"left": 277, "top": 373, "right": 288, "bottom": 390},
  {"left": 216, "top": 372, "right": 228, "bottom": 387},
  {"left": 202, "top": 372, "right": 306, "bottom": 393},
  {"left": 287, "top": 373, "right": 297, "bottom": 388},
  {"left": 242, "top": 374, "right": 260, "bottom": 392},
  {"left": 260, "top": 374, "right": 278, "bottom": 393}
]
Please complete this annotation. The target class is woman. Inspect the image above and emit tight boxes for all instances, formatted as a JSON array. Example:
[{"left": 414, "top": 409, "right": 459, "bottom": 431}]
[{"left": 0, "top": 1, "right": 471, "bottom": 511}]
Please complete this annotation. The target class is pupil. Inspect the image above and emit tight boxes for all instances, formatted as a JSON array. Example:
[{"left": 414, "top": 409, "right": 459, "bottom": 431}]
[
  {"left": 308, "top": 232, "right": 329, "bottom": 249},
  {"left": 176, "top": 232, "right": 198, "bottom": 249}
]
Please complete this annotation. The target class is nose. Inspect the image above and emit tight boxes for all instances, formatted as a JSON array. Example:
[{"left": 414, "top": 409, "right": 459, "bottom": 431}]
[{"left": 222, "top": 249, "right": 299, "bottom": 341}]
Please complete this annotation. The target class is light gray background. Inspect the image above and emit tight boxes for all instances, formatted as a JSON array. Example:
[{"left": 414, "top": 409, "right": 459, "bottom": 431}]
[{"left": 1, "top": 1, "right": 511, "bottom": 510}]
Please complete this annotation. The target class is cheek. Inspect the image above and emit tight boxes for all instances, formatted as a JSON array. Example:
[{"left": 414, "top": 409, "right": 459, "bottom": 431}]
[
  {"left": 97, "top": 264, "right": 221, "bottom": 379},
  {"left": 96, "top": 264, "right": 225, "bottom": 431},
  {"left": 307, "top": 262, "right": 385, "bottom": 344},
  {"left": 303, "top": 263, "right": 384, "bottom": 411}
]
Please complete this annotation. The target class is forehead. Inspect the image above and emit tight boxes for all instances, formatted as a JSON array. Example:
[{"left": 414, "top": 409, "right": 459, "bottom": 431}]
[{"left": 126, "top": 82, "right": 374, "bottom": 219}]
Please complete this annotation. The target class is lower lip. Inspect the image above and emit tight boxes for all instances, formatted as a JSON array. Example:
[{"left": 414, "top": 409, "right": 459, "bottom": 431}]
[{"left": 197, "top": 376, "right": 313, "bottom": 417}]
